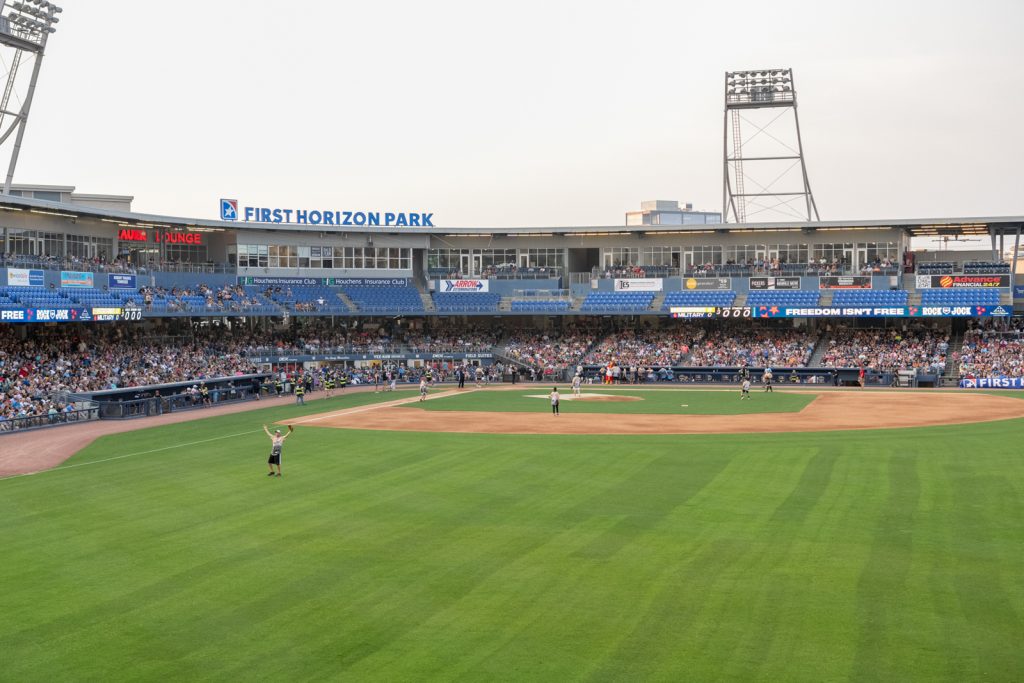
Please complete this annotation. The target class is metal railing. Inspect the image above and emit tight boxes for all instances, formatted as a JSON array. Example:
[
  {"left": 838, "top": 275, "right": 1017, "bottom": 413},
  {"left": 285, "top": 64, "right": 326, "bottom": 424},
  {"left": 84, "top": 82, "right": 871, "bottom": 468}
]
[
  {"left": 95, "top": 385, "right": 264, "bottom": 419},
  {"left": 0, "top": 406, "right": 100, "bottom": 434}
]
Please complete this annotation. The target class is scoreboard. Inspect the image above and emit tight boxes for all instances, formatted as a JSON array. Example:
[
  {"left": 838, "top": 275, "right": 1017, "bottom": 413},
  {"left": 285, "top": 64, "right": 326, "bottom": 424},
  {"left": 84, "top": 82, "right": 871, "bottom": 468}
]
[{"left": 670, "top": 306, "right": 752, "bottom": 319}]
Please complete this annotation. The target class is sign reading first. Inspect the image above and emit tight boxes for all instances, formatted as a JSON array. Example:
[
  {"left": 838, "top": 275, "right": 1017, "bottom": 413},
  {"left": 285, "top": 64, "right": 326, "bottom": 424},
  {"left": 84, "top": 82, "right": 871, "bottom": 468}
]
[{"left": 220, "top": 199, "right": 433, "bottom": 227}]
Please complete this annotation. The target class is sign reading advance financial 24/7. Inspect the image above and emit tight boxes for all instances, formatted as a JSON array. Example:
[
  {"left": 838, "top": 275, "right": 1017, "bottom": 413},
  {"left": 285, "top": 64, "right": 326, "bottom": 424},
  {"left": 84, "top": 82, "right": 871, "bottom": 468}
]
[{"left": 220, "top": 199, "right": 433, "bottom": 227}]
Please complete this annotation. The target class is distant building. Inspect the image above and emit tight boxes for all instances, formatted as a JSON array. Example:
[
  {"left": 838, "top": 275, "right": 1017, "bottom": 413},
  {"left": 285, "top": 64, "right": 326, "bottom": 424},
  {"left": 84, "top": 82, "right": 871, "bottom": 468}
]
[{"left": 625, "top": 200, "right": 721, "bottom": 226}]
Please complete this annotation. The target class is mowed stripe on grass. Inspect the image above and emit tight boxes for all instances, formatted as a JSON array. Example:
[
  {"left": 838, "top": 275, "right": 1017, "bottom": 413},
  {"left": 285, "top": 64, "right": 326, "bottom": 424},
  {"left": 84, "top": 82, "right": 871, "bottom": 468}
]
[
  {"left": 1, "top": 395, "right": 1023, "bottom": 680},
  {"left": 402, "top": 387, "right": 815, "bottom": 415}
]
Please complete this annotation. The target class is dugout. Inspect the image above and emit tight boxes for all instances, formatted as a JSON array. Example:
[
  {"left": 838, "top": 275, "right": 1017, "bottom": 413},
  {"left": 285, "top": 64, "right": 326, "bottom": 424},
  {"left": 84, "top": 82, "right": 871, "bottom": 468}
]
[{"left": 88, "top": 373, "right": 271, "bottom": 419}]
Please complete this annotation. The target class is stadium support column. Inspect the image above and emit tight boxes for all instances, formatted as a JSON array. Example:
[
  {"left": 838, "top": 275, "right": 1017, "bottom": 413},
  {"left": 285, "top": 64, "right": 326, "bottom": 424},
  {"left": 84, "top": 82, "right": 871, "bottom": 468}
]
[
  {"left": 1011, "top": 226, "right": 1021, "bottom": 281},
  {"left": 722, "top": 68, "right": 820, "bottom": 223}
]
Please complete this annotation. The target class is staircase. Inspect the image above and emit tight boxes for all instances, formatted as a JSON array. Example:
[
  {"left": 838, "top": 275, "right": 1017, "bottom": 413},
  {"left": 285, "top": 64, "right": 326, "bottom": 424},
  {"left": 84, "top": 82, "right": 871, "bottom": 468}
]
[
  {"left": 941, "top": 328, "right": 966, "bottom": 385},
  {"left": 498, "top": 296, "right": 514, "bottom": 312},
  {"left": 651, "top": 291, "right": 667, "bottom": 312},
  {"left": 336, "top": 290, "right": 358, "bottom": 312},
  {"left": 818, "top": 290, "right": 834, "bottom": 306},
  {"left": 733, "top": 292, "right": 748, "bottom": 307},
  {"left": 808, "top": 334, "right": 831, "bottom": 366},
  {"left": 414, "top": 282, "right": 435, "bottom": 313}
]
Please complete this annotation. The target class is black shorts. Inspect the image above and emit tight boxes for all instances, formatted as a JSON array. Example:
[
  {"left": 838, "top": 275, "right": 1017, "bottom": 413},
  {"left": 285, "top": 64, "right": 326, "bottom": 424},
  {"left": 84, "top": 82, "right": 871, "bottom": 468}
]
[{"left": 268, "top": 451, "right": 281, "bottom": 465}]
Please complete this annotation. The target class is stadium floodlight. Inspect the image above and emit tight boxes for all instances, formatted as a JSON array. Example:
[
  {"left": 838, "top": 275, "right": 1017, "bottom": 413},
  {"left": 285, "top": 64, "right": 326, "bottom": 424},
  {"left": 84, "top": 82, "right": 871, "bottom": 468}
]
[
  {"left": 0, "top": 0, "right": 60, "bottom": 194},
  {"left": 722, "top": 68, "right": 819, "bottom": 224}
]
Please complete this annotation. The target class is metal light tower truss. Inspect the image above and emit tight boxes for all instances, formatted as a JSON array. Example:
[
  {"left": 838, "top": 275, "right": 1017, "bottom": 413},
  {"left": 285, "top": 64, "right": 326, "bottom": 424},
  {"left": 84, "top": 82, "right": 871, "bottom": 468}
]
[
  {"left": 0, "top": 0, "right": 61, "bottom": 195},
  {"left": 722, "top": 68, "right": 819, "bottom": 223}
]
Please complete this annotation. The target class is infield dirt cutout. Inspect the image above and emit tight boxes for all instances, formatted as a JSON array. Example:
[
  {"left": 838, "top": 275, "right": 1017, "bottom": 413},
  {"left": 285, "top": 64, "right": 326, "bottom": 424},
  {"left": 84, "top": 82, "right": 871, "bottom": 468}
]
[{"left": 309, "top": 388, "right": 1024, "bottom": 435}]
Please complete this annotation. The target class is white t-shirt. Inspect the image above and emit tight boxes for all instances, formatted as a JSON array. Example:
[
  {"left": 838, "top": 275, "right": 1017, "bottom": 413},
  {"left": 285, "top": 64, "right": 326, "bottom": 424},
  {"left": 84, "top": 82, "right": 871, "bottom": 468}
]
[
  {"left": 550, "top": 391, "right": 560, "bottom": 405},
  {"left": 742, "top": 380, "right": 751, "bottom": 391}
]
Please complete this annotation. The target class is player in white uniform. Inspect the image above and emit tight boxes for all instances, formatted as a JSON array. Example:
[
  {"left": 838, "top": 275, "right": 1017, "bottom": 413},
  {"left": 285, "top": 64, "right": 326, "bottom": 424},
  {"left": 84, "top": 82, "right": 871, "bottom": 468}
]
[
  {"left": 550, "top": 387, "right": 560, "bottom": 415},
  {"left": 572, "top": 374, "right": 582, "bottom": 397},
  {"left": 762, "top": 368, "right": 773, "bottom": 393},
  {"left": 740, "top": 379, "right": 751, "bottom": 400},
  {"left": 419, "top": 377, "right": 428, "bottom": 402}
]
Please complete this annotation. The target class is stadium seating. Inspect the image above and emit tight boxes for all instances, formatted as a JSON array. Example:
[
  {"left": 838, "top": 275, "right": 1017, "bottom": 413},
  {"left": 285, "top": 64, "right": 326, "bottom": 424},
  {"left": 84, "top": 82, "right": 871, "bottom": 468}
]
[
  {"left": 341, "top": 284, "right": 424, "bottom": 314},
  {"left": 832, "top": 290, "right": 909, "bottom": 306},
  {"left": 579, "top": 292, "right": 654, "bottom": 312},
  {"left": 661, "top": 291, "right": 737, "bottom": 311},
  {"left": 920, "top": 289, "right": 1001, "bottom": 306},
  {"left": 917, "top": 262, "right": 954, "bottom": 274},
  {"left": 963, "top": 261, "right": 1010, "bottom": 274},
  {"left": 745, "top": 290, "right": 820, "bottom": 307},
  {"left": 432, "top": 292, "right": 501, "bottom": 313},
  {"left": 510, "top": 300, "right": 572, "bottom": 312},
  {"left": 255, "top": 286, "right": 349, "bottom": 313}
]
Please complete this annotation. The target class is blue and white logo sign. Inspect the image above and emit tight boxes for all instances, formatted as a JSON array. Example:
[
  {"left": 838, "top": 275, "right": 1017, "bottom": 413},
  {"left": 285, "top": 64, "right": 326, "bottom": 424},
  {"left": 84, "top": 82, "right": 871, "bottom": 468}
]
[
  {"left": 443, "top": 279, "right": 488, "bottom": 293},
  {"left": 221, "top": 198, "right": 239, "bottom": 221},
  {"left": 218, "top": 199, "right": 432, "bottom": 227},
  {"left": 108, "top": 273, "right": 137, "bottom": 290}
]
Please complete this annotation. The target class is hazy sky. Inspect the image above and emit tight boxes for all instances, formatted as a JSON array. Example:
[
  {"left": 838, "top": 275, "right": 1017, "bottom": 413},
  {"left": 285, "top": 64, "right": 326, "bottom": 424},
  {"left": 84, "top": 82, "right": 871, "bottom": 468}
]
[{"left": 10, "top": 0, "right": 1024, "bottom": 226}]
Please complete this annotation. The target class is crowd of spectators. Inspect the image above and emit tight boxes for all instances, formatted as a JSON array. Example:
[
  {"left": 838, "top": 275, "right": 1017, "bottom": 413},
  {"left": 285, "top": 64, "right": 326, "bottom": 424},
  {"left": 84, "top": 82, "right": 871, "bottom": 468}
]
[
  {"left": 818, "top": 325, "right": 949, "bottom": 374},
  {"left": 136, "top": 284, "right": 273, "bottom": 312},
  {"left": 955, "top": 319, "right": 1024, "bottom": 378},
  {"left": 582, "top": 327, "right": 690, "bottom": 367},
  {"left": 503, "top": 324, "right": 599, "bottom": 374},
  {"left": 0, "top": 325, "right": 258, "bottom": 424},
  {"left": 685, "top": 326, "right": 816, "bottom": 367}
]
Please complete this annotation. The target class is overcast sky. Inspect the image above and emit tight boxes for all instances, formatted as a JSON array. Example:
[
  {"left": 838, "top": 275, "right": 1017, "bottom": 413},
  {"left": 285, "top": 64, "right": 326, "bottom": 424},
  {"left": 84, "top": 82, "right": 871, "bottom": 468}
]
[{"left": 10, "top": 0, "right": 1024, "bottom": 227}]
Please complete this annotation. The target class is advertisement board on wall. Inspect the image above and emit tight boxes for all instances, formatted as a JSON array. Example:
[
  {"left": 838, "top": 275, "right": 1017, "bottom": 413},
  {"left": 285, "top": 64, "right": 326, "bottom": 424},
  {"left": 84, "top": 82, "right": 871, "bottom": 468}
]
[
  {"left": 613, "top": 278, "right": 663, "bottom": 292},
  {"left": 960, "top": 377, "right": 1024, "bottom": 389},
  {"left": 60, "top": 271, "right": 95, "bottom": 288},
  {"left": 819, "top": 276, "right": 872, "bottom": 290},
  {"left": 682, "top": 277, "right": 731, "bottom": 291},
  {"left": 108, "top": 273, "right": 137, "bottom": 289},
  {"left": 749, "top": 277, "right": 801, "bottom": 290},
  {"left": 443, "top": 279, "right": 489, "bottom": 292},
  {"left": 929, "top": 274, "right": 1010, "bottom": 288},
  {"left": 6, "top": 268, "right": 44, "bottom": 287}
]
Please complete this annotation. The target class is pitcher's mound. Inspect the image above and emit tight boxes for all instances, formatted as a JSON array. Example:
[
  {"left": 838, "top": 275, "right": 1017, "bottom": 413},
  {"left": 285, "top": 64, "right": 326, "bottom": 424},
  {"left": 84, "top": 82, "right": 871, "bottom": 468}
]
[{"left": 526, "top": 393, "right": 643, "bottom": 402}]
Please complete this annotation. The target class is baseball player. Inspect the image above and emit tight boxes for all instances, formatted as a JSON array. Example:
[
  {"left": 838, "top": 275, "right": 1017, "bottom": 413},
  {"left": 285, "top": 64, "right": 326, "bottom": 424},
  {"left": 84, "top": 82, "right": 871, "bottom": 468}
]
[
  {"left": 572, "top": 374, "right": 582, "bottom": 397},
  {"left": 740, "top": 379, "right": 751, "bottom": 400},
  {"left": 419, "top": 377, "right": 428, "bottom": 402},
  {"left": 762, "top": 367, "right": 773, "bottom": 393},
  {"left": 263, "top": 424, "right": 293, "bottom": 477},
  {"left": 550, "top": 387, "right": 560, "bottom": 416}
]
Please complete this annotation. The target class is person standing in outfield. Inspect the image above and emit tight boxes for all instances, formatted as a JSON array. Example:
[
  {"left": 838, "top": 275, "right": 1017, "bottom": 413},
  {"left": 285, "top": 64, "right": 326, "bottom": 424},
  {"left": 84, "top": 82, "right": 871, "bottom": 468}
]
[
  {"left": 324, "top": 373, "right": 334, "bottom": 398},
  {"left": 572, "top": 374, "right": 582, "bottom": 397},
  {"left": 263, "top": 424, "right": 293, "bottom": 477},
  {"left": 339, "top": 372, "right": 348, "bottom": 391},
  {"left": 456, "top": 366, "right": 465, "bottom": 389},
  {"left": 419, "top": 377, "right": 428, "bottom": 402},
  {"left": 740, "top": 379, "right": 751, "bottom": 400},
  {"left": 389, "top": 371, "right": 397, "bottom": 392},
  {"left": 295, "top": 382, "right": 305, "bottom": 405},
  {"left": 475, "top": 366, "right": 484, "bottom": 388},
  {"left": 550, "top": 387, "right": 560, "bottom": 416},
  {"left": 373, "top": 370, "right": 381, "bottom": 393},
  {"left": 763, "top": 367, "right": 773, "bottom": 393}
]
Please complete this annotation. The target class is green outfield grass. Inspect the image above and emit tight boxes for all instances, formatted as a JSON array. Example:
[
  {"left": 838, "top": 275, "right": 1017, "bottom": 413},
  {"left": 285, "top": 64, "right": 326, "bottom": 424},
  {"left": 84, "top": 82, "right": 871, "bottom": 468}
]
[
  {"left": 407, "top": 387, "right": 815, "bottom": 415},
  {"left": 2, "top": 391, "right": 1024, "bottom": 681}
]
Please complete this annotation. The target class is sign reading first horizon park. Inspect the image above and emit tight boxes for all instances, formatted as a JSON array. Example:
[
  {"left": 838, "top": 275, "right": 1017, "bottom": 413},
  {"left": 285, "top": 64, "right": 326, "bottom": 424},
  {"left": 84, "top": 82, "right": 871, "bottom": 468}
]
[{"left": 220, "top": 199, "right": 434, "bottom": 228}]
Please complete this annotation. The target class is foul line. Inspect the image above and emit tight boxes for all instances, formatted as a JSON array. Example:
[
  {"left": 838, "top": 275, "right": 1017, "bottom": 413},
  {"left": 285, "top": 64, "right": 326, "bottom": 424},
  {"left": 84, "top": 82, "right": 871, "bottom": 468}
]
[
  {"left": 0, "top": 429, "right": 262, "bottom": 481},
  {"left": 1, "top": 390, "right": 478, "bottom": 481}
]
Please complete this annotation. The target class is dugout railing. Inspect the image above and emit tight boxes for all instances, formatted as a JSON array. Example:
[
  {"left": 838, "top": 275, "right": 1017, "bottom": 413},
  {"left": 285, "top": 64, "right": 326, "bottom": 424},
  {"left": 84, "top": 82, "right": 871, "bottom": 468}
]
[
  {"left": 0, "top": 406, "right": 101, "bottom": 434},
  {"left": 89, "top": 373, "right": 272, "bottom": 420}
]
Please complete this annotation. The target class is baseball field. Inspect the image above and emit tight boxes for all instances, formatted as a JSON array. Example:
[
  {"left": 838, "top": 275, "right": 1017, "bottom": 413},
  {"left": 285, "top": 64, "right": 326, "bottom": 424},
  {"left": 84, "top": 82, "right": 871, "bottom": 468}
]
[{"left": 2, "top": 386, "right": 1024, "bottom": 681}]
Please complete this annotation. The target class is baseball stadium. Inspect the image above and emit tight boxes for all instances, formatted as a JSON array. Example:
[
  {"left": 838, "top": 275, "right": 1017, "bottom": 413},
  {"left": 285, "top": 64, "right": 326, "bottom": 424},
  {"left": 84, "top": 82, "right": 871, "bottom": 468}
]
[{"left": 2, "top": 3, "right": 1024, "bottom": 682}]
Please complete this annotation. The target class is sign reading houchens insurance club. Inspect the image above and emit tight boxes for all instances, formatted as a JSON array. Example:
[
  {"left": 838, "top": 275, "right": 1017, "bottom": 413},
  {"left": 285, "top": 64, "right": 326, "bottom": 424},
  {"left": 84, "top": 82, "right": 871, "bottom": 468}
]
[{"left": 219, "top": 199, "right": 434, "bottom": 227}]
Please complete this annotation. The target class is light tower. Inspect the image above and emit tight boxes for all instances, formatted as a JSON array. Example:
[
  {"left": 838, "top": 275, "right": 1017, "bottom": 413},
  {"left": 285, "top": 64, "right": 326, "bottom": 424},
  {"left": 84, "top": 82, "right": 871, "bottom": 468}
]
[
  {"left": 0, "top": 0, "right": 62, "bottom": 195},
  {"left": 722, "top": 68, "right": 819, "bottom": 223}
]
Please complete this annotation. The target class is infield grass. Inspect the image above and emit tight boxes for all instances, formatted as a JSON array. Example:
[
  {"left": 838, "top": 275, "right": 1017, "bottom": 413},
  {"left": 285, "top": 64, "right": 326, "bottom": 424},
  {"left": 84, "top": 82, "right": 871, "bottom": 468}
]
[
  {"left": 405, "top": 386, "right": 815, "bottom": 415},
  {"left": 1, "top": 391, "right": 1023, "bottom": 681}
]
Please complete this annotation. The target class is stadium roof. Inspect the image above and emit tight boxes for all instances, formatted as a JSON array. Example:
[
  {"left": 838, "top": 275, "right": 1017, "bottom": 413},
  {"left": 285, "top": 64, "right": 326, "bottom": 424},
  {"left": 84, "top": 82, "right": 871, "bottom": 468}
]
[{"left": 0, "top": 193, "right": 1021, "bottom": 238}]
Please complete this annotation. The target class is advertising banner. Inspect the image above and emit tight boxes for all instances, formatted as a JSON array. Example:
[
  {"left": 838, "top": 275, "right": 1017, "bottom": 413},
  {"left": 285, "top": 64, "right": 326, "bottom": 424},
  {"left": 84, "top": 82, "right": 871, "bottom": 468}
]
[
  {"left": 60, "top": 271, "right": 95, "bottom": 288},
  {"left": 753, "top": 304, "right": 1011, "bottom": 318},
  {"left": 443, "top": 279, "right": 489, "bottom": 293},
  {"left": 108, "top": 273, "right": 137, "bottom": 289},
  {"left": 0, "top": 307, "right": 93, "bottom": 323},
  {"left": 749, "top": 277, "right": 801, "bottom": 290},
  {"left": 90, "top": 307, "right": 124, "bottom": 322},
  {"left": 959, "top": 377, "right": 1024, "bottom": 389},
  {"left": 682, "top": 277, "right": 732, "bottom": 291},
  {"left": 1015, "top": 285, "right": 1024, "bottom": 299},
  {"left": 614, "top": 278, "right": 662, "bottom": 292},
  {"left": 330, "top": 278, "right": 409, "bottom": 287},
  {"left": 819, "top": 276, "right": 872, "bottom": 290},
  {"left": 6, "top": 268, "right": 44, "bottom": 287},
  {"left": 930, "top": 274, "right": 1010, "bottom": 288},
  {"left": 238, "top": 276, "right": 327, "bottom": 287}
]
